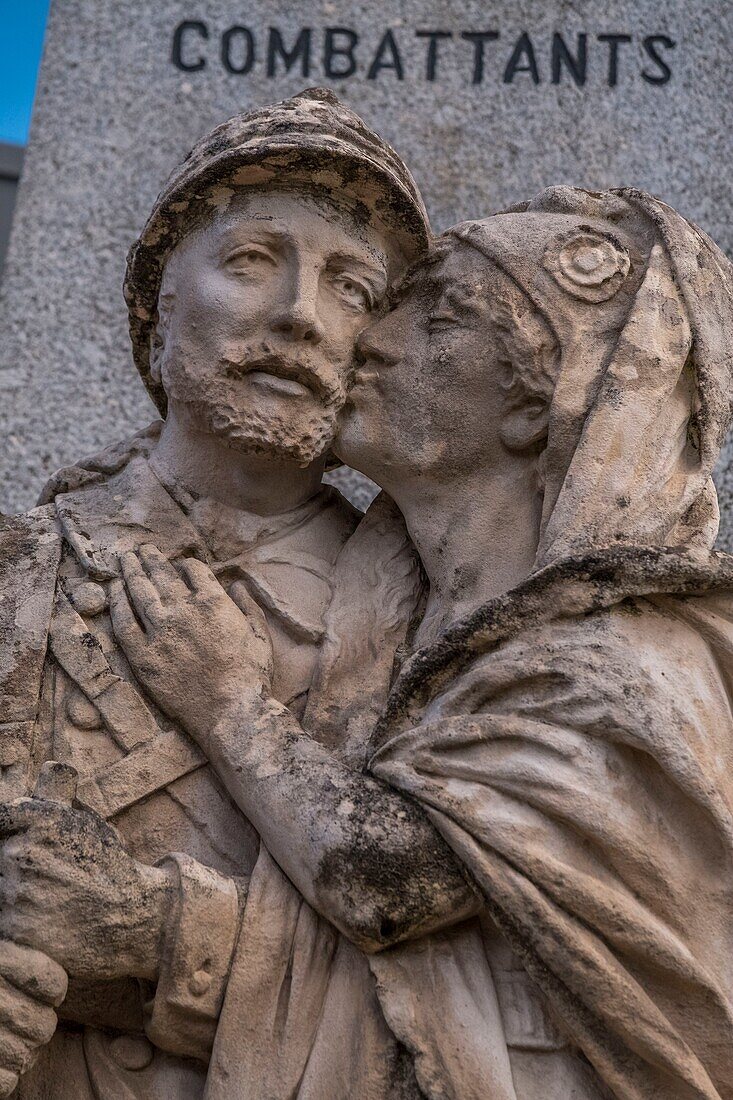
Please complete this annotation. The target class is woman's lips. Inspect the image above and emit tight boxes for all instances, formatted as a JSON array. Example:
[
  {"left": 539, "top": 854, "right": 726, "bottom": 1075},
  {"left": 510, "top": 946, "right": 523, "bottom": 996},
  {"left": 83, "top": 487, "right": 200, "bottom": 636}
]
[{"left": 351, "top": 367, "right": 380, "bottom": 387}]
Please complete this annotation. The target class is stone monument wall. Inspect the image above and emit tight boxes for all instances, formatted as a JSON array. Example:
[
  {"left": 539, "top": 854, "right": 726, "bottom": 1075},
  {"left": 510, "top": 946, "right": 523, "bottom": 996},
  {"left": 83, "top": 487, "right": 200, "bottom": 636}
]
[{"left": 2, "top": 0, "right": 732, "bottom": 535}]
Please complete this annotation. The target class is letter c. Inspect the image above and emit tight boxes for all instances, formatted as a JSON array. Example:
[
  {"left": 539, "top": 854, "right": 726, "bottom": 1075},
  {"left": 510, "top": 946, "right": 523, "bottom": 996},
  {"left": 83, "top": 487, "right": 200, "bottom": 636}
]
[{"left": 171, "top": 20, "right": 209, "bottom": 72}]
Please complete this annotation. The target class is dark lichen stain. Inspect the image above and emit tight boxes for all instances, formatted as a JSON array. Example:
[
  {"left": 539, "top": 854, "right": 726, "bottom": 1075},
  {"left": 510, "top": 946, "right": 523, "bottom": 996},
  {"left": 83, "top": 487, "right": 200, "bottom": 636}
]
[{"left": 313, "top": 769, "right": 477, "bottom": 952}]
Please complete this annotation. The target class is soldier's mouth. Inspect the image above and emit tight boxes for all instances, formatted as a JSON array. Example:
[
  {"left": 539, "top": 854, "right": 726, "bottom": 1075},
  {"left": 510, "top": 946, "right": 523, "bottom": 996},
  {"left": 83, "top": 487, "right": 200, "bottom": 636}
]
[
  {"left": 225, "top": 356, "right": 322, "bottom": 399},
  {"left": 247, "top": 371, "right": 311, "bottom": 397}
]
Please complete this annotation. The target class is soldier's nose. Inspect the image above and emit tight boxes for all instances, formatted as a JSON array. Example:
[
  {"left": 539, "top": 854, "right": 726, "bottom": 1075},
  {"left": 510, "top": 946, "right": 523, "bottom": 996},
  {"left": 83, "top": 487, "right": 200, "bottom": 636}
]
[
  {"left": 271, "top": 271, "right": 324, "bottom": 344},
  {"left": 271, "top": 311, "right": 323, "bottom": 344}
]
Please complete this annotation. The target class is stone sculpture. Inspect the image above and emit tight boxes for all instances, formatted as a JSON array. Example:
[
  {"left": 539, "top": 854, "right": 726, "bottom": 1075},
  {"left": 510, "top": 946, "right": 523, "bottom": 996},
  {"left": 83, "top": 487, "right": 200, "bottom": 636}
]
[{"left": 1, "top": 90, "right": 733, "bottom": 1100}]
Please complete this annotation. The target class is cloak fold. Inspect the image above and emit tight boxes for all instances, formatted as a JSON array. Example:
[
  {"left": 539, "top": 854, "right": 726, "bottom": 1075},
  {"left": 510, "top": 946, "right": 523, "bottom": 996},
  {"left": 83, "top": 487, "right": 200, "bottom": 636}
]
[{"left": 371, "top": 552, "right": 733, "bottom": 1100}]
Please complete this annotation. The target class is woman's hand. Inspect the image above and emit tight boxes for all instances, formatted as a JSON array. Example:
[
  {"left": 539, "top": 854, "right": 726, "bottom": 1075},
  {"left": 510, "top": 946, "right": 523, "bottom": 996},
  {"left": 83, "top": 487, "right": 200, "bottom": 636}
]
[{"left": 110, "top": 544, "right": 273, "bottom": 746}]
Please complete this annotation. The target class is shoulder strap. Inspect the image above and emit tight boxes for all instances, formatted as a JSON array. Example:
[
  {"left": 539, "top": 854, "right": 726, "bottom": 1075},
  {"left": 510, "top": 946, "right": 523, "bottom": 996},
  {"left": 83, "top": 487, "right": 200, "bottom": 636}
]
[{"left": 0, "top": 507, "right": 63, "bottom": 794}]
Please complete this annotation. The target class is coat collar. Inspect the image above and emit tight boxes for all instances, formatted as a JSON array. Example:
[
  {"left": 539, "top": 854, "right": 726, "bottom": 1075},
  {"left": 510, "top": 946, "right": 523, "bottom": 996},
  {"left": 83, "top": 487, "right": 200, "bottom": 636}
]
[
  {"left": 376, "top": 544, "right": 733, "bottom": 744},
  {"left": 55, "top": 455, "right": 206, "bottom": 580},
  {"left": 54, "top": 454, "right": 347, "bottom": 646}
]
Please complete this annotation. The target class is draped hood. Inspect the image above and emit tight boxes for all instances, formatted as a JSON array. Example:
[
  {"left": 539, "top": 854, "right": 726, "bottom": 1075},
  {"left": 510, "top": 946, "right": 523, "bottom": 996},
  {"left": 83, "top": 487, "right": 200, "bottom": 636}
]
[{"left": 448, "top": 187, "right": 733, "bottom": 565}]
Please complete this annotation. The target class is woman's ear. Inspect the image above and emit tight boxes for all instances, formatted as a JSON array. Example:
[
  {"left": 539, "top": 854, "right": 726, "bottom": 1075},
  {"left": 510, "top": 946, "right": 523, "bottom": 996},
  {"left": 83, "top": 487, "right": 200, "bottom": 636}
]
[{"left": 499, "top": 389, "right": 552, "bottom": 452}]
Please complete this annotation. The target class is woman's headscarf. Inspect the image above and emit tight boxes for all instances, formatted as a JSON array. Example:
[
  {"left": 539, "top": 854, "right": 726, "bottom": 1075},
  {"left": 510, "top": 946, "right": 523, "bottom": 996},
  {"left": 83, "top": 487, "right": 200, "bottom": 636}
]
[{"left": 448, "top": 187, "right": 733, "bottom": 567}]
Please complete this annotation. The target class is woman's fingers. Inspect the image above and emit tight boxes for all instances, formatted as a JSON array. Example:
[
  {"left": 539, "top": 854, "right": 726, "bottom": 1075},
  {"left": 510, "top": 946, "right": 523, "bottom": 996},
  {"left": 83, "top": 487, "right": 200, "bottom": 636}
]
[
  {"left": 179, "top": 557, "right": 218, "bottom": 593},
  {"left": 108, "top": 579, "right": 144, "bottom": 647},
  {"left": 119, "top": 551, "right": 164, "bottom": 628},
  {"left": 228, "top": 580, "right": 272, "bottom": 644},
  {"left": 139, "top": 544, "right": 189, "bottom": 603}
]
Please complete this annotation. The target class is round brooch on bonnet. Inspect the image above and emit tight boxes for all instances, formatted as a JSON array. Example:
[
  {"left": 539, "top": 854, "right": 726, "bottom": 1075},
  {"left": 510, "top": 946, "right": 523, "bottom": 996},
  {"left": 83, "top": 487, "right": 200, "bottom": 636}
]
[{"left": 542, "top": 228, "right": 631, "bottom": 302}]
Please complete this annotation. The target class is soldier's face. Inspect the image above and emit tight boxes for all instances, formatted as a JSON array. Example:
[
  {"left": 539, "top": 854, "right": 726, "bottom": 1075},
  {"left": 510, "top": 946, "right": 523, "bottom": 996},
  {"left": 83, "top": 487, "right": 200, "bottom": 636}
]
[{"left": 153, "top": 187, "right": 394, "bottom": 465}]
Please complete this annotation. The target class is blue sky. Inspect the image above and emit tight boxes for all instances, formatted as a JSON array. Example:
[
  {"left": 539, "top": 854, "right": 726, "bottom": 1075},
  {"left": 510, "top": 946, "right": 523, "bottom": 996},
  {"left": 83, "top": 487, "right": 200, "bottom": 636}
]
[{"left": 0, "top": 0, "right": 51, "bottom": 145}]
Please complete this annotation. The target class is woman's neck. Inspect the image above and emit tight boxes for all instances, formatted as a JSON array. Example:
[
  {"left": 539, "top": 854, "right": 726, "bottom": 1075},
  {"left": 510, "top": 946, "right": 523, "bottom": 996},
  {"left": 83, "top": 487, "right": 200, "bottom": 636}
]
[
  {"left": 392, "top": 458, "right": 542, "bottom": 646},
  {"left": 150, "top": 407, "right": 326, "bottom": 517}
]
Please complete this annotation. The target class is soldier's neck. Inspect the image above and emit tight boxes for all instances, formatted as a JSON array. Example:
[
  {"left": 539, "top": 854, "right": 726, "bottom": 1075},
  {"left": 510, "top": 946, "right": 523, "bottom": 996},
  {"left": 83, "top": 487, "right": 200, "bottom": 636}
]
[{"left": 150, "top": 409, "right": 327, "bottom": 517}]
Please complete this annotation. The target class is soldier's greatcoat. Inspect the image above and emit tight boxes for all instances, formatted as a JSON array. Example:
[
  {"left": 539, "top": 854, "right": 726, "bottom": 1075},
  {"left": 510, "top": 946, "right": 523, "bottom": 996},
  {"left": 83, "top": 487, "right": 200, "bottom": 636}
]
[{"left": 1, "top": 424, "right": 424, "bottom": 1098}]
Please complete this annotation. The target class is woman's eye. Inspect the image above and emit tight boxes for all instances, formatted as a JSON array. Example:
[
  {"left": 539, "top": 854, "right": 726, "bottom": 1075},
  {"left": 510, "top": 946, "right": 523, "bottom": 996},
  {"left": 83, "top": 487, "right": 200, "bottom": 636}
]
[{"left": 331, "top": 275, "right": 372, "bottom": 312}]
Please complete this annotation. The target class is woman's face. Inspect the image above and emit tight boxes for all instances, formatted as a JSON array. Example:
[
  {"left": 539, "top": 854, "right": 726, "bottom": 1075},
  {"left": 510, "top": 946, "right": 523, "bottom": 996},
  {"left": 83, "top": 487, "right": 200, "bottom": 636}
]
[{"left": 335, "top": 243, "right": 510, "bottom": 489}]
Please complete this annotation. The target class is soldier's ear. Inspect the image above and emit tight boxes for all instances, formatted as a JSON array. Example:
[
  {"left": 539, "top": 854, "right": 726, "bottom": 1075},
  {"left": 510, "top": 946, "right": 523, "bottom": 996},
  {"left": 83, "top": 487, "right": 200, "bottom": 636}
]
[
  {"left": 149, "top": 292, "right": 174, "bottom": 384},
  {"left": 149, "top": 325, "right": 164, "bottom": 385}
]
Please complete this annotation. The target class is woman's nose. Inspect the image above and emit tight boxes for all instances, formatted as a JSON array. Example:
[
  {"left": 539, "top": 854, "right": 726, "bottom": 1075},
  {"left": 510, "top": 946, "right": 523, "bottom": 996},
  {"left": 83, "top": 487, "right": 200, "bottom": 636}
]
[{"left": 355, "top": 318, "right": 397, "bottom": 365}]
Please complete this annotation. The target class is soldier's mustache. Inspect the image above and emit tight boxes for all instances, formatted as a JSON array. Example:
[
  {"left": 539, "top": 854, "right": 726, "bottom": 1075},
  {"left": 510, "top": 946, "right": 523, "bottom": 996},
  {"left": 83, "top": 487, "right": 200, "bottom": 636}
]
[{"left": 220, "top": 345, "right": 344, "bottom": 403}]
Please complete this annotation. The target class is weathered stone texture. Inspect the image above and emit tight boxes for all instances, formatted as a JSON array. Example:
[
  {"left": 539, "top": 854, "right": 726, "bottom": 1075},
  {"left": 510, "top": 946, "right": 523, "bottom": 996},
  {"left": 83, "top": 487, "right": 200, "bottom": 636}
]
[{"left": 1, "top": 0, "right": 732, "bottom": 529}]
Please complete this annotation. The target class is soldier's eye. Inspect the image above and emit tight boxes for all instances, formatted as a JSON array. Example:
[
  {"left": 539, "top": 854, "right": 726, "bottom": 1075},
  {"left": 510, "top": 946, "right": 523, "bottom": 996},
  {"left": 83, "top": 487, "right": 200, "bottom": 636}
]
[
  {"left": 226, "top": 246, "right": 277, "bottom": 271},
  {"left": 330, "top": 274, "right": 372, "bottom": 313}
]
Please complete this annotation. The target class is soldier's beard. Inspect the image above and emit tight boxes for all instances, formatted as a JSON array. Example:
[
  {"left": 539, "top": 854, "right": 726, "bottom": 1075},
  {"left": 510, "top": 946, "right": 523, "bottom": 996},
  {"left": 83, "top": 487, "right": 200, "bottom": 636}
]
[
  {"left": 198, "top": 391, "right": 342, "bottom": 466},
  {"left": 161, "top": 343, "right": 349, "bottom": 466}
]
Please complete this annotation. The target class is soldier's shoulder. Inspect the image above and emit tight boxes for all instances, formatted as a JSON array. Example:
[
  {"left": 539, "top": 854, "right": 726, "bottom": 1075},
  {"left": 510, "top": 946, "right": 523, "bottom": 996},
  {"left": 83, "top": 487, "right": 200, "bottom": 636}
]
[
  {"left": 37, "top": 420, "right": 163, "bottom": 505},
  {"left": 0, "top": 502, "right": 62, "bottom": 561}
]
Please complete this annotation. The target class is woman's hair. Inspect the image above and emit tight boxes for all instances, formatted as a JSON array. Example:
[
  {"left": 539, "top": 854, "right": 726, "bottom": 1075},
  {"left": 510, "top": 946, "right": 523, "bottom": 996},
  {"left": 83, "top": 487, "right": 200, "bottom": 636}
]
[
  {"left": 434, "top": 237, "right": 561, "bottom": 457},
  {"left": 480, "top": 259, "right": 560, "bottom": 454}
]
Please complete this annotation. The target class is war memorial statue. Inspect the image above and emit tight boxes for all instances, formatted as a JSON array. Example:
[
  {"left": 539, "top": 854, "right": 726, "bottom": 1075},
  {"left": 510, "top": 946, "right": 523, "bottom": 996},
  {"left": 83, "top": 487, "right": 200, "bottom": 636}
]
[{"left": 0, "top": 88, "right": 732, "bottom": 1100}]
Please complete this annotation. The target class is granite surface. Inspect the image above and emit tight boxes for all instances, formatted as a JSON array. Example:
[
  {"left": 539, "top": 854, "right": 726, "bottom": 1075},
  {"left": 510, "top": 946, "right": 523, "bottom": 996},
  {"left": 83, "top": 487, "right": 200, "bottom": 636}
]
[{"left": 1, "top": 0, "right": 732, "bottom": 534}]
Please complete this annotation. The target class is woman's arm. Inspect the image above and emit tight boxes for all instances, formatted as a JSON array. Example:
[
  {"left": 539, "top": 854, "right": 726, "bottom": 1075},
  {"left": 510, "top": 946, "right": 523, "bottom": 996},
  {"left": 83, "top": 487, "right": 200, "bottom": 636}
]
[
  {"left": 206, "top": 691, "right": 481, "bottom": 952},
  {"left": 110, "top": 547, "right": 481, "bottom": 952}
]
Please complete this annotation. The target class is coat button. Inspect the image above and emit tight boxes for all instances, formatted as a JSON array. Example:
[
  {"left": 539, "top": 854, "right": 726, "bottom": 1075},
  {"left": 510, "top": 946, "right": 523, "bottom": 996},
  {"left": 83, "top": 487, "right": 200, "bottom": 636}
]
[
  {"left": 71, "top": 581, "right": 107, "bottom": 617},
  {"left": 188, "top": 969, "right": 212, "bottom": 997},
  {"left": 65, "top": 689, "right": 102, "bottom": 730},
  {"left": 109, "top": 1034, "right": 154, "bottom": 1071}
]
